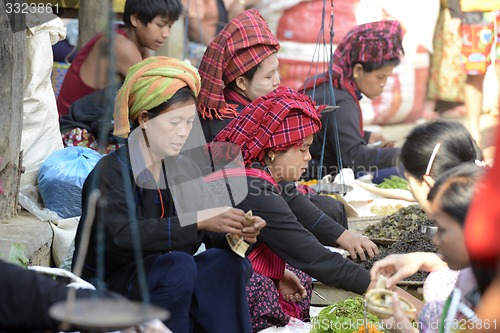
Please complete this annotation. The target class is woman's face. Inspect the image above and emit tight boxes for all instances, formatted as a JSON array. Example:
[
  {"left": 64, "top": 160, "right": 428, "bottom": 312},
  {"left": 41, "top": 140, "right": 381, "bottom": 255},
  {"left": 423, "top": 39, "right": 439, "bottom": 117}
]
[
  {"left": 240, "top": 53, "right": 280, "bottom": 101},
  {"left": 353, "top": 64, "right": 396, "bottom": 99},
  {"left": 267, "top": 135, "right": 313, "bottom": 182},
  {"left": 430, "top": 200, "right": 470, "bottom": 270},
  {"left": 141, "top": 99, "right": 196, "bottom": 157}
]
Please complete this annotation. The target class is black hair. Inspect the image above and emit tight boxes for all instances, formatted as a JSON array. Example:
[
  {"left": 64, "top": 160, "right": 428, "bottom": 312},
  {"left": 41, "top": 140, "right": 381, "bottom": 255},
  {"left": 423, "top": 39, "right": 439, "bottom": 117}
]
[
  {"left": 354, "top": 58, "right": 401, "bottom": 73},
  {"left": 400, "top": 119, "right": 482, "bottom": 179},
  {"left": 226, "top": 62, "right": 262, "bottom": 90},
  {"left": 427, "top": 163, "right": 494, "bottom": 294},
  {"left": 130, "top": 86, "right": 196, "bottom": 131},
  {"left": 123, "top": 0, "right": 183, "bottom": 27},
  {"left": 427, "top": 163, "right": 482, "bottom": 226}
]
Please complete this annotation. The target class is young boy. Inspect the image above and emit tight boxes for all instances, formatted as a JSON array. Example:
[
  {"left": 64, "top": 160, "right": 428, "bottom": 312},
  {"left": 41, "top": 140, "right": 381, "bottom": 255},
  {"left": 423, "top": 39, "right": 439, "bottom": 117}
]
[{"left": 56, "top": 0, "right": 183, "bottom": 117}]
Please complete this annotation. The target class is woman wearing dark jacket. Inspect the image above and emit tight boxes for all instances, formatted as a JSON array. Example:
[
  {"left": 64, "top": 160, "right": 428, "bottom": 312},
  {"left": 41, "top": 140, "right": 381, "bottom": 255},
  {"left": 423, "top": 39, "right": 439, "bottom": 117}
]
[
  {"left": 209, "top": 86, "right": 379, "bottom": 331},
  {"left": 73, "top": 56, "right": 265, "bottom": 333},
  {"left": 304, "top": 20, "right": 405, "bottom": 183},
  {"left": 196, "top": 9, "right": 281, "bottom": 143}
]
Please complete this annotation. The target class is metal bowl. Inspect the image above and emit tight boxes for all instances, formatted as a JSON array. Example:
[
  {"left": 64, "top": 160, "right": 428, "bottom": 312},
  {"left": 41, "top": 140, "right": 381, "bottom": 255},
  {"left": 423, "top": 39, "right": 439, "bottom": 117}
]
[
  {"left": 426, "top": 226, "right": 438, "bottom": 237},
  {"left": 49, "top": 299, "right": 169, "bottom": 332},
  {"left": 418, "top": 224, "right": 438, "bottom": 237}
]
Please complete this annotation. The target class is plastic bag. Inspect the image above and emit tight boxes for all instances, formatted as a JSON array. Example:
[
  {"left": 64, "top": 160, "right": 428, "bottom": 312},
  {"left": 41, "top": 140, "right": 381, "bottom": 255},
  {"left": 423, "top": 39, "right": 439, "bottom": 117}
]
[
  {"left": 38, "top": 147, "right": 102, "bottom": 219},
  {"left": 18, "top": 184, "right": 61, "bottom": 221}
]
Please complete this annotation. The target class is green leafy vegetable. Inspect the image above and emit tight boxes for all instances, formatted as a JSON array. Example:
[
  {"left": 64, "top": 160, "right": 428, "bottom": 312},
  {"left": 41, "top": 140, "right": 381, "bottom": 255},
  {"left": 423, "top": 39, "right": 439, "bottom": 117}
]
[
  {"left": 375, "top": 176, "right": 409, "bottom": 190},
  {"left": 310, "top": 296, "right": 379, "bottom": 333}
]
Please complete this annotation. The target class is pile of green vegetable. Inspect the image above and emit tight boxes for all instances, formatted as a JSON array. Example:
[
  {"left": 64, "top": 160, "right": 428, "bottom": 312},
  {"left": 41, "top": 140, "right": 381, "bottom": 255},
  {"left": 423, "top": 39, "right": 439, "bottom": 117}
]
[
  {"left": 310, "top": 296, "right": 379, "bottom": 333},
  {"left": 363, "top": 204, "right": 432, "bottom": 240},
  {"left": 375, "top": 175, "right": 409, "bottom": 190}
]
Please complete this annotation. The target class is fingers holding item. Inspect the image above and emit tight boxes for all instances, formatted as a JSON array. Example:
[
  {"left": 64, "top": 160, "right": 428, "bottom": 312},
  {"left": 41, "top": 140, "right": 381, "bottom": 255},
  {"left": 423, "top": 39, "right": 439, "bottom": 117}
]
[
  {"left": 242, "top": 217, "right": 266, "bottom": 243},
  {"left": 222, "top": 207, "right": 246, "bottom": 222},
  {"left": 242, "top": 216, "right": 266, "bottom": 232}
]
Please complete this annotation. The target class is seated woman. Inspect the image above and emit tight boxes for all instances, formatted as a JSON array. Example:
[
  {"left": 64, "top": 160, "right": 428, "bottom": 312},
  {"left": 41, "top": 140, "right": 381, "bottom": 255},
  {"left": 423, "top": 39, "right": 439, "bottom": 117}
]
[
  {"left": 304, "top": 20, "right": 405, "bottom": 183},
  {"left": 197, "top": 8, "right": 281, "bottom": 142},
  {"left": 400, "top": 119, "right": 482, "bottom": 215},
  {"left": 72, "top": 56, "right": 266, "bottom": 333},
  {"left": 197, "top": 6, "right": 352, "bottom": 247},
  {"left": 368, "top": 120, "right": 483, "bottom": 300},
  {"left": 209, "top": 86, "right": 387, "bottom": 331},
  {"left": 372, "top": 163, "right": 489, "bottom": 333}
]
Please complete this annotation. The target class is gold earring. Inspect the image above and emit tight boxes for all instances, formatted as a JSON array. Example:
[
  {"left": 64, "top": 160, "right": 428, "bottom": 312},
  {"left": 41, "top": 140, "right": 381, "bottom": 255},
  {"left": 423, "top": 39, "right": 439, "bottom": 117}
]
[
  {"left": 353, "top": 74, "right": 358, "bottom": 79},
  {"left": 270, "top": 155, "right": 275, "bottom": 162}
]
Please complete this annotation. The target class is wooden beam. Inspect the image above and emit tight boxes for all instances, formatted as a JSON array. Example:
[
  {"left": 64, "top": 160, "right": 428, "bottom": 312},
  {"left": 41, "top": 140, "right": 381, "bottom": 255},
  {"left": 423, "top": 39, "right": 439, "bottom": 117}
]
[{"left": 0, "top": 0, "right": 25, "bottom": 219}]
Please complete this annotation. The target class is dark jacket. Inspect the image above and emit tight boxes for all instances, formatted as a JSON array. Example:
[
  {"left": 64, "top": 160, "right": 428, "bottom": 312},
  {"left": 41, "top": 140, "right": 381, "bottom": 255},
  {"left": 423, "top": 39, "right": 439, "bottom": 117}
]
[
  {"left": 235, "top": 165, "right": 371, "bottom": 294},
  {"left": 73, "top": 145, "right": 227, "bottom": 295},
  {"left": 306, "top": 84, "right": 400, "bottom": 178}
]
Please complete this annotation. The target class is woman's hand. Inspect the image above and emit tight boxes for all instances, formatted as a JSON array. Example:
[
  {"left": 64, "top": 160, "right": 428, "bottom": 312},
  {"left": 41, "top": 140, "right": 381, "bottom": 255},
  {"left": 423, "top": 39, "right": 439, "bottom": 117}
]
[
  {"left": 279, "top": 269, "right": 307, "bottom": 303},
  {"left": 241, "top": 215, "right": 266, "bottom": 244},
  {"left": 368, "top": 132, "right": 395, "bottom": 147},
  {"left": 368, "top": 131, "right": 386, "bottom": 144},
  {"left": 370, "top": 252, "right": 446, "bottom": 289},
  {"left": 197, "top": 207, "right": 246, "bottom": 234},
  {"left": 197, "top": 207, "right": 266, "bottom": 243},
  {"left": 336, "top": 230, "right": 379, "bottom": 261}
]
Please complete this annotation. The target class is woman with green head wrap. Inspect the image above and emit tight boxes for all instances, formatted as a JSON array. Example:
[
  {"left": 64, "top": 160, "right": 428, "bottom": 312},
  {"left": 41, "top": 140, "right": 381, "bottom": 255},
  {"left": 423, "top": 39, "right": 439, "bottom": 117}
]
[{"left": 73, "top": 56, "right": 265, "bottom": 333}]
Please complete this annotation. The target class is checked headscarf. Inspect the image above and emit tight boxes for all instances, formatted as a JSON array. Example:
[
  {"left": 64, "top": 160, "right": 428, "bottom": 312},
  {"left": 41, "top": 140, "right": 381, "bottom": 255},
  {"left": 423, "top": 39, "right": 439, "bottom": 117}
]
[
  {"left": 213, "top": 86, "right": 324, "bottom": 166},
  {"left": 197, "top": 9, "right": 280, "bottom": 120},
  {"left": 113, "top": 56, "right": 201, "bottom": 138},
  {"left": 330, "top": 20, "right": 404, "bottom": 90},
  {"left": 303, "top": 20, "right": 404, "bottom": 96}
]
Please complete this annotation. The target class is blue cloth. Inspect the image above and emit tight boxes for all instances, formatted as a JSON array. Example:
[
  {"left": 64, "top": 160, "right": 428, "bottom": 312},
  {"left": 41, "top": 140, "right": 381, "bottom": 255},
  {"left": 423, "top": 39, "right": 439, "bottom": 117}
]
[{"left": 128, "top": 249, "right": 253, "bottom": 333}]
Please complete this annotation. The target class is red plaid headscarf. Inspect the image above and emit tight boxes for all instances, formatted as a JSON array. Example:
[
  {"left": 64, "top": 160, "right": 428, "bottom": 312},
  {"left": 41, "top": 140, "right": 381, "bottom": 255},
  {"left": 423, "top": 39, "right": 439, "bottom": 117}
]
[
  {"left": 213, "top": 86, "right": 324, "bottom": 165},
  {"left": 197, "top": 9, "right": 280, "bottom": 120},
  {"left": 304, "top": 20, "right": 403, "bottom": 96},
  {"left": 331, "top": 20, "right": 403, "bottom": 91}
]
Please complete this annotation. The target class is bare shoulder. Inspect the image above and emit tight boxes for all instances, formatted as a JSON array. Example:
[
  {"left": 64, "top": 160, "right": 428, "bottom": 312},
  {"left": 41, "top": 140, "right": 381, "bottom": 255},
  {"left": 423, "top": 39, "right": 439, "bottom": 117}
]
[
  {"left": 114, "top": 34, "right": 143, "bottom": 76},
  {"left": 114, "top": 33, "right": 139, "bottom": 53}
]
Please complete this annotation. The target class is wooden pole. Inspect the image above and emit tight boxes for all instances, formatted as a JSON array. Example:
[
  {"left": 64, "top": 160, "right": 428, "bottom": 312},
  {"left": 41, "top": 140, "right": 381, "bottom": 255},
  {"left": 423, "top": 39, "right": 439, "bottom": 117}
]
[
  {"left": 78, "top": 0, "right": 111, "bottom": 49},
  {"left": 0, "top": 0, "right": 25, "bottom": 219}
]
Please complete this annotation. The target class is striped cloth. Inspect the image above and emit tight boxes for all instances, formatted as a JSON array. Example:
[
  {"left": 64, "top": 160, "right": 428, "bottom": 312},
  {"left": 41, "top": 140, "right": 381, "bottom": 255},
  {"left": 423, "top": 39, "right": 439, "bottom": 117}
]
[
  {"left": 213, "top": 86, "right": 323, "bottom": 165},
  {"left": 197, "top": 9, "right": 280, "bottom": 120},
  {"left": 113, "top": 56, "right": 201, "bottom": 138}
]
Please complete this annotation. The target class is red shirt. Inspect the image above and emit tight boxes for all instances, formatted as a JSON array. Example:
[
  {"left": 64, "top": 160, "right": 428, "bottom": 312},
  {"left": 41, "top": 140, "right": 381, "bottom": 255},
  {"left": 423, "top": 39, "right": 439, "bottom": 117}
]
[{"left": 56, "top": 26, "right": 128, "bottom": 117}]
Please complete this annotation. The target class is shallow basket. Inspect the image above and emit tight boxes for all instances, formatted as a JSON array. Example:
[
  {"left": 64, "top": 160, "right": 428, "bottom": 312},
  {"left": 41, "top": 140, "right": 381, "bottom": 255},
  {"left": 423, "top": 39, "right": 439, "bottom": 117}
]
[{"left": 365, "top": 289, "right": 417, "bottom": 320}]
